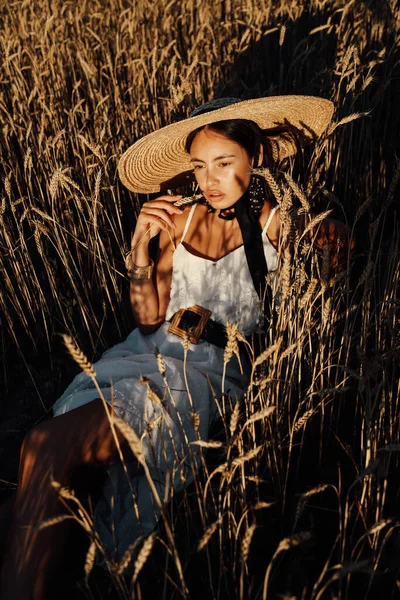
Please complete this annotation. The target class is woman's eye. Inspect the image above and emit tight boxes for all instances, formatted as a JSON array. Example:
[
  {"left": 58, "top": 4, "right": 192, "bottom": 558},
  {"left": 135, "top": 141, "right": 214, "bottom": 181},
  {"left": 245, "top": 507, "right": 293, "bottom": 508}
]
[
  {"left": 193, "top": 165, "right": 203, "bottom": 170},
  {"left": 219, "top": 162, "right": 231, "bottom": 168}
]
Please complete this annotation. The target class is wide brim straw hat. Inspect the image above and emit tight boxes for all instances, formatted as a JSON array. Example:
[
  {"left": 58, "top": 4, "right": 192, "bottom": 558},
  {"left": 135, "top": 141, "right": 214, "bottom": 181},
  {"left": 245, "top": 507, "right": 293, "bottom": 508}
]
[{"left": 118, "top": 95, "right": 334, "bottom": 194}]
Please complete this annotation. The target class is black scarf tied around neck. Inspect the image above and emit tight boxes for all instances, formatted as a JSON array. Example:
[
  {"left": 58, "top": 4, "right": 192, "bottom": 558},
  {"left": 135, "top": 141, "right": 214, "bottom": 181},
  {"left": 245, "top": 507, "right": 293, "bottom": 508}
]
[{"left": 233, "top": 192, "right": 269, "bottom": 304}]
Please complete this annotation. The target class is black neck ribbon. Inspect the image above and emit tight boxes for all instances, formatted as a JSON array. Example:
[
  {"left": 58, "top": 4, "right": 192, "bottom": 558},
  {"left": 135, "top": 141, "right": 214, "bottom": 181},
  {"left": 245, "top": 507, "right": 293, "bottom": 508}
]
[{"left": 233, "top": 192, "right": 269, "bottom": 303}]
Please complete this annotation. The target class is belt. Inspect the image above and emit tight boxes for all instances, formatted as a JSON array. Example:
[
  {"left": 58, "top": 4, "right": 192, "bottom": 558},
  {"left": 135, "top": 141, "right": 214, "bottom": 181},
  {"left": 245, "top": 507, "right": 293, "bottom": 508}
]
[{"left": 168, "top": 305, "right": 228, "bottom": 348}]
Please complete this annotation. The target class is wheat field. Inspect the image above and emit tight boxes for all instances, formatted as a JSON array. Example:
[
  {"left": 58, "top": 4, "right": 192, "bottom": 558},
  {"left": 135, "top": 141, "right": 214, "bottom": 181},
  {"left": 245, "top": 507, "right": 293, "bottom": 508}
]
[{"left": 0, "top": 0, "right": 399, "bottom": 598}]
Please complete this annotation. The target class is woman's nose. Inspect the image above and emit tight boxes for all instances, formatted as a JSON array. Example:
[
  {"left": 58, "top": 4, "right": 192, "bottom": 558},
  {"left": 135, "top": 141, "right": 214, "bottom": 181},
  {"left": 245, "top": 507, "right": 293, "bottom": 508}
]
[{"left": 205, "top": 167, "right": 219, "bottom": 186}]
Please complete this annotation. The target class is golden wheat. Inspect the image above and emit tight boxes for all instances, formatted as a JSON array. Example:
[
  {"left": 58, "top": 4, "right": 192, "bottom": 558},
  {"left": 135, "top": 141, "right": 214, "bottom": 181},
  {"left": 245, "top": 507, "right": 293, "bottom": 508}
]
[
  {"left": 1, "top": 0, "right": 399, "bottom": 597},
  {"left": 132, "top": 534, "right": 155, "bottom": 583}
]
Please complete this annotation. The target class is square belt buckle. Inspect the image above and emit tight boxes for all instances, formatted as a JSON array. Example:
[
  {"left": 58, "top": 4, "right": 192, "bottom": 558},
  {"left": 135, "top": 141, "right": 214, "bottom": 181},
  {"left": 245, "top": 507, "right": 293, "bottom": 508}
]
[{"left": 168, "top": 305, "right": 212, "bottom": 344}]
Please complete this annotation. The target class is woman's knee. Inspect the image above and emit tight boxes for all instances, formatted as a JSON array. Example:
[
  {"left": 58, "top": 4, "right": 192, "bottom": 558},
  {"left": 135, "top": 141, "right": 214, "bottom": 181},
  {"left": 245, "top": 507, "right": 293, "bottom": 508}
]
[
  {"left": 21, "top": 400, "right": 128, "bottom": 469},
  {"left": 51, "top": 400, "right": 127, "bottom": 465}
]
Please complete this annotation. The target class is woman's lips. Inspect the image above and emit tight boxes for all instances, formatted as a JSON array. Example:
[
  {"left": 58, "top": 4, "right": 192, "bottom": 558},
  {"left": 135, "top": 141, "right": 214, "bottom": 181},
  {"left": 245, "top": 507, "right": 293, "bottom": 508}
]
[{"left": 205, "top": 191, "right": 224, "bottom": 201}]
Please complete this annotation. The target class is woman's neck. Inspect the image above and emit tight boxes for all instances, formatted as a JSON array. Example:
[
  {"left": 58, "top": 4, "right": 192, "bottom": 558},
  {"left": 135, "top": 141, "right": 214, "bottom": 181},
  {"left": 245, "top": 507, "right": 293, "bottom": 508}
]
[{"left": 218, "top": 206, "right": 236, "bottom": 220}]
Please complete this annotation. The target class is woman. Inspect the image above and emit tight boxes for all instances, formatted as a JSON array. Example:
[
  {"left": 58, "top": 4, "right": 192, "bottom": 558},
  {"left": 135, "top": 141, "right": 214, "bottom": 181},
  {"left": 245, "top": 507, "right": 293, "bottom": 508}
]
[{"left": 0, "top": 96, "right": 334, "bottom": 599}]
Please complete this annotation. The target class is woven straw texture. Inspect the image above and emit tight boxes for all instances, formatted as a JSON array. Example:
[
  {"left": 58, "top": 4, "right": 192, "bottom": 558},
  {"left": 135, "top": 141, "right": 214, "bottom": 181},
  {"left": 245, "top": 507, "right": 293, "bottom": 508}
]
[{"left": 118, "top": 96, "right": 334, "bottom": 194}]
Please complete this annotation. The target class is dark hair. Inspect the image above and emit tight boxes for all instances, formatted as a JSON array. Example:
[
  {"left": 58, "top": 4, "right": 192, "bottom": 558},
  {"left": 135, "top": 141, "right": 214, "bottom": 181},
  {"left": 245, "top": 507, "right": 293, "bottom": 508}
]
[
  {"left": 184, "top": 119, "right": 288, "bottom": 207},
  {"left": 185, "top": 119, "right": 275, "bottom": 169},
  {"left": 185, "top": 119, "right": 305, "bottom": 199}
]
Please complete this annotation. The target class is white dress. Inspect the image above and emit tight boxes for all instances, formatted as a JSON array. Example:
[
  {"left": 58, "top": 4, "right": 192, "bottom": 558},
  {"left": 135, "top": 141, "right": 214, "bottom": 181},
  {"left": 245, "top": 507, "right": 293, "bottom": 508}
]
[{"left": 52, "top": 204, "right": 279, "bottom": 562}]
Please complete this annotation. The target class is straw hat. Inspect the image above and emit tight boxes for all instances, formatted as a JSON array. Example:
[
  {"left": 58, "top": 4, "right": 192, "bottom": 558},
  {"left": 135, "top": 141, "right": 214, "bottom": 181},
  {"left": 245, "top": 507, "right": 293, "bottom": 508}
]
[{"left": 118, "top": 95, "right": 334, "bottom": 194}]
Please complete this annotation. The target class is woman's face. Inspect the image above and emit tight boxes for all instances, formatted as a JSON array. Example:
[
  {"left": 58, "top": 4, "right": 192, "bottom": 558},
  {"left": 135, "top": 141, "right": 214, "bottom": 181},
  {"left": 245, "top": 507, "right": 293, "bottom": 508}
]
[{"left": 189, "top": 128, "right": 253, "bottom": 210}]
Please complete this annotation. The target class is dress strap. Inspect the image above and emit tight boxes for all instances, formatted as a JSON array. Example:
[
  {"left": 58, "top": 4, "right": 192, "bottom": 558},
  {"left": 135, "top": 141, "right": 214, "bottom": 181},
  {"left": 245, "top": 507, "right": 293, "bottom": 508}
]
[
  {"left": 180, "top": 204, "right": 198, "bottom": 243},
  {"left": 262, "top": 204, "right": 280, "bottom": 235}
]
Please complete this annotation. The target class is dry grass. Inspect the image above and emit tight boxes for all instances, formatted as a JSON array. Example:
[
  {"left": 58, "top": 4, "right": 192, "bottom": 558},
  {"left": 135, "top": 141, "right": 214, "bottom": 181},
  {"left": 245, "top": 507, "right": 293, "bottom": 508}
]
[{"left": 1, "top": 0, "right": 399, "bottom": 598}]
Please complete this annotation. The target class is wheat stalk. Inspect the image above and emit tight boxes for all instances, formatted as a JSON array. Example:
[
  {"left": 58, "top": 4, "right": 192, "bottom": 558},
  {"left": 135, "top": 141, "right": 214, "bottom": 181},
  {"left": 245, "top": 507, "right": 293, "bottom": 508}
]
[
  {"left": 1, "top": 2, "right": 399, "bottom": 598},
  {"left": 241, "top": 524, "right": 256, "bottom": 563},
  {"left": 263, "top": 532, "right": 312, "bottom": 599},
  {"left": 132, "top": 534, "right": 155, "bottom": 583},
  {"left": 62, "top": 334, "right": 96, "bottom": 379},
  {"left": 198, "top": 520, "right": 219, "bottom": 551},
  {"left": 229, "top": 402, "right": 240, "bottom": 436},
  {"left": 37, "top": 514, "right": 77, "bottom": 531},
  {"left": 191, "top": 439, "right": 224, "bottom": 449},
  {"left": 292, "top": 409, "right": 314, "bottom": 433},
  {"left": 244, "top": 406, "right": 275, "bottom": 426},
  {"left": 112, "top": 416, "right": 145, "bottom": 465},
  {"left": 84, "top": 540, "right": 97, "bottom": 585}
]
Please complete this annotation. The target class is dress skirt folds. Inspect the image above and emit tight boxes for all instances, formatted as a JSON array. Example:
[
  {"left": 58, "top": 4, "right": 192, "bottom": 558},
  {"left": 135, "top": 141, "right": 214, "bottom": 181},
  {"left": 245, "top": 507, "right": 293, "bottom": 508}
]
[{"left": 52, "top": 322, "right": 247, "bottom": 561}]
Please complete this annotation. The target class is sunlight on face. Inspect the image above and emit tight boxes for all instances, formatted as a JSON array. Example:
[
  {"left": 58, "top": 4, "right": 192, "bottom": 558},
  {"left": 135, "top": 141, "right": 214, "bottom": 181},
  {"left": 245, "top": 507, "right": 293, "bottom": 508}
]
[{"left": 189, "top": 128, "right": 252, "bottom": 209}]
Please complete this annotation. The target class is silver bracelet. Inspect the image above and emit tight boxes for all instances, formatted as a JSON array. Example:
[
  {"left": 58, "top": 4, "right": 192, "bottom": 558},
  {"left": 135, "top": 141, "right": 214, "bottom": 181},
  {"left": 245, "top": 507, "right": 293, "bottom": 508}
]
[{"left": 125, "top": 252, "right": 154, "bottom": 281}]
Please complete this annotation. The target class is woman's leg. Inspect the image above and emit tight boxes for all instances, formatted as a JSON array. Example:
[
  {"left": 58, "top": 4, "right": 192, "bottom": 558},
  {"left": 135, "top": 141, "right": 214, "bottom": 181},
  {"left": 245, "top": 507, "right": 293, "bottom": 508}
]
[{"left": 0, "top": 399, "right": 131, "bottom": 600}]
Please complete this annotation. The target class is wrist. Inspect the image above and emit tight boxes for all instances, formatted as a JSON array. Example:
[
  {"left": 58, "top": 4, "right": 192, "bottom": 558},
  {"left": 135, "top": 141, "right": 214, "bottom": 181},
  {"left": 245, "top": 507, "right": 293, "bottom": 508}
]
[
  {"left": 130, "top": 245, "right": 151, "bottom": 267},
  {"left": 126, "top": 252, "right": 154, "bottom": 281},
  {"left": 130, "top": 225, "right": 151, "bottom": 256}
]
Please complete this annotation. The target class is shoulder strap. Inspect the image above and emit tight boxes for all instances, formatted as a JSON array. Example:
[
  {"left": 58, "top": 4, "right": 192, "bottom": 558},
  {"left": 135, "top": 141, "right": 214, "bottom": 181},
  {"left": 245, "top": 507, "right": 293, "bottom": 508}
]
[
  {"left": 262, "top": 204, "right": 280, "bottom": 236},
  {"left": 180, "top": 204, "right": 197, "bottom": 243}
]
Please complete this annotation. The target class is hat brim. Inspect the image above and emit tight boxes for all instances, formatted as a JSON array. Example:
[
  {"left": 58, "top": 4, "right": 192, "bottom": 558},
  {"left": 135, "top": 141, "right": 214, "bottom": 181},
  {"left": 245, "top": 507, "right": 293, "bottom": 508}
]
[{"left": 118, "top": 95, "right": 334, "bottom": 194}]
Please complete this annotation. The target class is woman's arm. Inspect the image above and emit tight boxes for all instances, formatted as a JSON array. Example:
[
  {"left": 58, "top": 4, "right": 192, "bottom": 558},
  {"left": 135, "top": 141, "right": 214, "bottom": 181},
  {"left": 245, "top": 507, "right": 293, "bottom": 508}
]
[
  {"left": 293, "top": 210, "right": 355, "bottom": 273},
  {"left": 311, "top": 217, "right": 355, "bottom": 273},
  {"left": 128, "top": 195, "right": 183, "bottom": 333}
]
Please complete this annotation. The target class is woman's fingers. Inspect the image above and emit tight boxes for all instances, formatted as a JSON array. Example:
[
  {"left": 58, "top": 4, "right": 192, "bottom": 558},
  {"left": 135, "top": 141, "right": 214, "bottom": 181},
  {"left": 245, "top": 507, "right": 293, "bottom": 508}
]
[
  {"left": 140, "top": 206, "right": 177, "bottom": 229},
  {"left": 142, "top": 195, "right": 183, "bottom": 216},
  {"left": 138, "top": 195, "right": 184, "bottom": 230},
  {"left": 132, "top": 195, "right": 184, "bottom": 245},
  {"left": 139, "top": 214, "right": 173, "bottom": 232}
]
